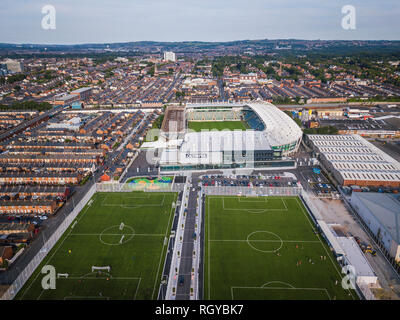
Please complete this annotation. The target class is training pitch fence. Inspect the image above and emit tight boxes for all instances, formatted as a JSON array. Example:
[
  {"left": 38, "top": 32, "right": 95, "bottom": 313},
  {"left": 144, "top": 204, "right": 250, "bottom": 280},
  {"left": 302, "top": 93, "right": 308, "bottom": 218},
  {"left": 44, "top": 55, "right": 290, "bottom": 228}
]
[
  {"left": 1, "top": 184, "right": 97, "bottom": 300},
  {"left": 96, "top": 182, "right": 185, "bottom": 193}
]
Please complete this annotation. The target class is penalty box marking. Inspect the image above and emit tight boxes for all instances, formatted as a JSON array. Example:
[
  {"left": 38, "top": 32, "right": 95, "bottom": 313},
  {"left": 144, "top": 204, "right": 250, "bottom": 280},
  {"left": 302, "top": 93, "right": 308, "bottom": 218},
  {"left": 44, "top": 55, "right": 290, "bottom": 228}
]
[
  {"left": 238, "top": 197, "right": 269, "bottom": 203},
  {"left": 101, "top": 194, "right": 166, "bottom": 208},
  {"left": 221, "top": 197, "right": 288, "bottom": 212},
  {"left": 47, "top": 275, "right": 142, "bottom": 300}
]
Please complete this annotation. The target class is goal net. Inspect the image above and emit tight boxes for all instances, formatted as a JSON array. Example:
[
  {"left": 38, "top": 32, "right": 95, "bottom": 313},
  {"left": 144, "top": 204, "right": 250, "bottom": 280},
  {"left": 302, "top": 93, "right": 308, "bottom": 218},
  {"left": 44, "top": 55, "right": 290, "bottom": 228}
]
[{"left": 92, "top": 266, "right": 111, "bottom": 273}]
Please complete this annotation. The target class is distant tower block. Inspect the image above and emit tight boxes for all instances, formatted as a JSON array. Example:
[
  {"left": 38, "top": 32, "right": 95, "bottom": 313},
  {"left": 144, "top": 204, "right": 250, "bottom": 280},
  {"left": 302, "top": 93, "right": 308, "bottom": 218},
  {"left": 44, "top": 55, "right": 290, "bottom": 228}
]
[{"left": 163, "top": 51, "right": 176, "bottom": 62}]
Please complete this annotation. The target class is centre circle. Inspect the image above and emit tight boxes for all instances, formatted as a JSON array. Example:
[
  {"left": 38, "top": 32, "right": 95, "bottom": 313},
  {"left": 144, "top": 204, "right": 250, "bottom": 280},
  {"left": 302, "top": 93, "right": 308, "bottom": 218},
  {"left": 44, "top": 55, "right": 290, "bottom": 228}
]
[
  {"left": 99, "top": 225, "right": 135, "bottom": 246},
  {"left": 246, "top": 231, "right": 283, "bottom": 253}
]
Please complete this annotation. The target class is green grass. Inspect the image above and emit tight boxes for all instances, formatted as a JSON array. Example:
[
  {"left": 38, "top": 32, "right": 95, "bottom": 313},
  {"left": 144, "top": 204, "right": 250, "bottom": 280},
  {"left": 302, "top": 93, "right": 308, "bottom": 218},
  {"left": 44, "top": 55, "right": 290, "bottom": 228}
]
[
  {"left": 204, "top": 196, "right": 357, "bottom": 300},
  {"left": 188, "top": 121, "right": 248, "bottom": 132},
  {"left": 16, "top": 191, "right": 177, "bottom": 300}
]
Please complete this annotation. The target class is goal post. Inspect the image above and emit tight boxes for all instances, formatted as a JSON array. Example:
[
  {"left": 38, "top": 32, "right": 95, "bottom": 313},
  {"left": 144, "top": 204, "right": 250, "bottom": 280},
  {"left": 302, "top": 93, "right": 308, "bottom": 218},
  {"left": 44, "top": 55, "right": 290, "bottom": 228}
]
[
  {"left": 92, "top": 266, "right": 111, "bottom": 273},
  {"left": 57, "top": 273, "right": 69, "bottom": 278}
]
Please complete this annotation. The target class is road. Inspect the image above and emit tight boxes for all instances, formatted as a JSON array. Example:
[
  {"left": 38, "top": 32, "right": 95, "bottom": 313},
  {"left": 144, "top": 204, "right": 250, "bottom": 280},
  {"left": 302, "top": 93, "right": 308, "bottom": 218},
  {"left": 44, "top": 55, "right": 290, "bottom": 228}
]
[
  {"left": 176, "top": 173, "right": 200, "bottom": 300},
  {"left": 158, "top": 191, "right": 183, "bottom": 300},
  {"left": 218, "top": 79, "right": 226, "bottom": 101}
]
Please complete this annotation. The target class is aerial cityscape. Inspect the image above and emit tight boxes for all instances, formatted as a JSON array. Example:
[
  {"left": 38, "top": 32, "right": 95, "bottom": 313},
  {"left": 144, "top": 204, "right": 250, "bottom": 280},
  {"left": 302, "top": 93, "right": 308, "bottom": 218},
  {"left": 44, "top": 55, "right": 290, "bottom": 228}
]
[{"left": 0, "top": 0, "right": 400, "bottom": 311}]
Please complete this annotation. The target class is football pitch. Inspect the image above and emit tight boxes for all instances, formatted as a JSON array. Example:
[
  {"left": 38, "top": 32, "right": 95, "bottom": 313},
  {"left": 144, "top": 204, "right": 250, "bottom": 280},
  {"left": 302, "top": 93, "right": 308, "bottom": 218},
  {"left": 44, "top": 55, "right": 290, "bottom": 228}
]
[
  {"left": 204, "top": 196, "right": 357, "bottom": 300},
  {"left": 188, "top": 121, "right": 248, "bottom": 132},
  {"left": 17, "top": 191, "right": 177, "bottom": 300}
]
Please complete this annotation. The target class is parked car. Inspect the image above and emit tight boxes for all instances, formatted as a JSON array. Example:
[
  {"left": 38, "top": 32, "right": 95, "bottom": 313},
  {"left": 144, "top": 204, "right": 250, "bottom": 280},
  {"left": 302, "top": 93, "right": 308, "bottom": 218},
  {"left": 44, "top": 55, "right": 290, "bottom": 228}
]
[{"left": 178, "top": 275, "right": 185, "bottom": 286}]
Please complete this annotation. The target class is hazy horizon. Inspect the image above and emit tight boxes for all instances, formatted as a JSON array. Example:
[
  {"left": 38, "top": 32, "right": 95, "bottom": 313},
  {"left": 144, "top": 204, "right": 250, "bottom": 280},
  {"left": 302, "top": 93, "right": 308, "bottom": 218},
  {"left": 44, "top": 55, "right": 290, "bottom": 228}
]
[{"left": 1, "top": 38, "right": 400, "bottom": 46}]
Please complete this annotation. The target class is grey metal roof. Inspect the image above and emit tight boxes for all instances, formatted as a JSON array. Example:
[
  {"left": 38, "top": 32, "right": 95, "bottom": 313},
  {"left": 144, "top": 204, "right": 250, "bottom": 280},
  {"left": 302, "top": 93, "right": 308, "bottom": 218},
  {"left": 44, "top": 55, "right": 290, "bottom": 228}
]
[{"left": 352, "top": 192, "right": 400, "bottom": 243}]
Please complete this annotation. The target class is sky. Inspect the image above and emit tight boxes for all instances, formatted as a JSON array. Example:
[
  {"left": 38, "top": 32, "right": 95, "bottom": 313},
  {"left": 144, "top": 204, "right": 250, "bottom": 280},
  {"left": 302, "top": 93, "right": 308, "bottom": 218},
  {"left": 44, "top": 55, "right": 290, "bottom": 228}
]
[{"left": 0, "top": 0, "right": 399, "bottom": 44}]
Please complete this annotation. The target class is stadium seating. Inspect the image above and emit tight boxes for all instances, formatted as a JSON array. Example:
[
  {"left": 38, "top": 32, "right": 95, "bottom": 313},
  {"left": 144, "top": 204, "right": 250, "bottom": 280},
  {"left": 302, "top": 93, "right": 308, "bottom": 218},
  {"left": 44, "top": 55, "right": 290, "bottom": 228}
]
[
  {"left": 243, "top": 110, "right": 265, "bottom": 131},
  {"left": 187, "top": 110, "right": 240, "bottom": 121}
]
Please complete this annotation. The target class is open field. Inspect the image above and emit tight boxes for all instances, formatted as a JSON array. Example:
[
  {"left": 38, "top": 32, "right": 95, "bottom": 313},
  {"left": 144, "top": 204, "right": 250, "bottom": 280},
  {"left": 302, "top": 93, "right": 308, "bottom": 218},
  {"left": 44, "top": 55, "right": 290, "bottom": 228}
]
[
  {"left": 16, "top": 191, "right": 177, "bottom": 300},
  {"left": 188, "top": 121, "right": 248, "bottom": 132},
  {"left": 204, "top": 196, "right": 357, "bottom": 300}
]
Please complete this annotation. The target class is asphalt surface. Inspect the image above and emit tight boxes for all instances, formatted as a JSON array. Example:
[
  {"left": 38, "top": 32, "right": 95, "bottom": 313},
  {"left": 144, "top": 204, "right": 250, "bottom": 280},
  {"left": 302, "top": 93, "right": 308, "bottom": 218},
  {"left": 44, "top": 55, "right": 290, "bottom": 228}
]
[
  {"left": 123, "top": 150, "right": 158, "bottom": 180},
  {"left": 176, "top": 173, "right": 200, "bottom": 300},
  {"left": 158, "top": 191, "right": 183, "bottom": 300}
]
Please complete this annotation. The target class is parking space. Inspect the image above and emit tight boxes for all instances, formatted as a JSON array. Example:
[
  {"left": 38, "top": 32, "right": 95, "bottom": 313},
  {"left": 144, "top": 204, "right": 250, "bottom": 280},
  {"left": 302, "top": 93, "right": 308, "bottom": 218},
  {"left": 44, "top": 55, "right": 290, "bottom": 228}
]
[
  {"left": 0, "top": 215, "right": 45, "bottom": 226},
  {"left": 201, "top": 173, "right": 298, "bottom": 188},
  {"left": 297, "top": 166, "right": 337, "bottom": 196}
]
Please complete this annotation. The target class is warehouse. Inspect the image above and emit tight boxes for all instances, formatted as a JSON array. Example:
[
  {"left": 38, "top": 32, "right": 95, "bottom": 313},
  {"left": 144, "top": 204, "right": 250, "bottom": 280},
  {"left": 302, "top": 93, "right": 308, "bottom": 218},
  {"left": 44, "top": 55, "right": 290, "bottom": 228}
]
[
  {"left": 307, "top": 134, "right": 400, "bottom": 187},
  {"left": 351, "top": 192, "right": 400, "bottom": 262}
]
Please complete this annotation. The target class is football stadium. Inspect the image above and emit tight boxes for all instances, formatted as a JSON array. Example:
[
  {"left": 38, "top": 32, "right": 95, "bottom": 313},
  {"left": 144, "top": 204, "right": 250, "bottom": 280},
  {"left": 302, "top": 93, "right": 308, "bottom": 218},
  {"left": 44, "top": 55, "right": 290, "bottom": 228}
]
[
  {"left": 142, "top": 102, "right": 302, "bottom": 172},
  {"left": 16, "top": 192, "right": 177, "bottom": 300},
  {"left": 204, "top": 195, "right": 357, "bottom": 300}
]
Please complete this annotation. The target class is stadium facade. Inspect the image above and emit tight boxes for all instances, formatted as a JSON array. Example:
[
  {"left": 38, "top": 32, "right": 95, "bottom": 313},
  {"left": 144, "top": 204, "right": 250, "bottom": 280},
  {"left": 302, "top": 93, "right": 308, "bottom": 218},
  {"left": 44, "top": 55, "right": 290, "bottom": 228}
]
[{"left": 143, "top": 102, "right": 303, "bottom": 172}]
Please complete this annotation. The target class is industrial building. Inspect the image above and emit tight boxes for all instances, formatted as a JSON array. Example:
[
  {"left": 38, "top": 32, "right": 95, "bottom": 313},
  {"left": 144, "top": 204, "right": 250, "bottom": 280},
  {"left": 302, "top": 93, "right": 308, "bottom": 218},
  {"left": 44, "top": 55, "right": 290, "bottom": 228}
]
[
  {"left": 351, "top": 192, "right": 400, "bottom": 262},
  {"left": 52, "top": 93, "right": 79, "bottom": 106},
  {"left": 70, "top": 87, "right": 92, "bottom": 101},
  {"left": 307, "top": 134, "right": 400, "bottom": 187}
]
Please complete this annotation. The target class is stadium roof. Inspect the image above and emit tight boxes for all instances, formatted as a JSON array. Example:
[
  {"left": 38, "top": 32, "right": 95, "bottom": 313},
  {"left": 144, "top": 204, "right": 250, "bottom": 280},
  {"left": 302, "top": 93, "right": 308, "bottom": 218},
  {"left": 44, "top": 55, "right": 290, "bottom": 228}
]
[
  {"left": 247, "top": 102, "right": 303, "bottom": 147},
  {"left": 186, "top": 102, "right": 303, "bottom": 149}
]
